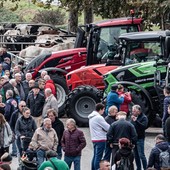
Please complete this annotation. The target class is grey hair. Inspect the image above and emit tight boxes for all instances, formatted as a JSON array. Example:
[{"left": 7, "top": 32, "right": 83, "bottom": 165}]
[
  {"left": 2, "top": 75, "right": 9, "bottom": 81},
  {"left": 45, "top": 88, "right": 52, "bottom": 94},
  {"left": 44, "top": 75, "right": 51, "bottom": 81},
  {"left": 9, "top": 79, "right": 16, "bottom": 85},
  {"left": 43, "top": 118, "right": 51, "bottom": 124},
  {"left": 6, "top": 89, "right": 13, "bottom": 97},
  {"left": 66, "top": 118, "right": 76, "bottom": 127},
  {"left": 14, "top": 73, "right": 21, "bottom": 78},
  {"left": 132, "top": 105, "right": 141, "bottom": 112}
]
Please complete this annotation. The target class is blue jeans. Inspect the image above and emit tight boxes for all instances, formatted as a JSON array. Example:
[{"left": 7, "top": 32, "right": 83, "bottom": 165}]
[
  {"left": 64, "top": 155, "right": 81, "bottom": 170},
  {"left": 92, "top": 141, "right": 106, "bottom": 170},
  {"left": 134, "top": 138, "right": 147, "bottom": 170},
  {"left": 11, "top": 140, "right": 17, "bottom": 155},
  {"left": 37, "top": 149, "right": 46, "bottom": 167}
]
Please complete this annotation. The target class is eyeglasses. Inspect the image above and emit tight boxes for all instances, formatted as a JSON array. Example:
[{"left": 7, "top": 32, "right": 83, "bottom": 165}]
[{"left": 21, "top": 105, "right": 26, "bottom": 107}]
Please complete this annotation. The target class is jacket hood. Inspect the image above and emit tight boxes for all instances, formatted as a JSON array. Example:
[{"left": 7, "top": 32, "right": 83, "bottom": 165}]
[
  {"left": 156, "top": 141, "right": 169, "bottom": 151},
  {"left": 88, "top": 111, "right": 100, "bottom": 119},
  {"left": 119, "top": 147, "right": 133, "bottom": 157},
  {"left": 46, "top": 79, "right": 54, "bottom": 84}
]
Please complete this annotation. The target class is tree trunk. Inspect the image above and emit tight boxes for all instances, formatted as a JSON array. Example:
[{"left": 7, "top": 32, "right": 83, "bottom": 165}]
[
  {"left": 84, "top": 3, "right": 93, "bottom": 24},
  {"left": 68, "top": 8, "right": 79, "bottom": 33}
]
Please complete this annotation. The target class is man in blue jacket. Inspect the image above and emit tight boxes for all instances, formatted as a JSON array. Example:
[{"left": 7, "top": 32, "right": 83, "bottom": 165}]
[{"left": 105, "top": 85, "right": 124, "bottom": 115}]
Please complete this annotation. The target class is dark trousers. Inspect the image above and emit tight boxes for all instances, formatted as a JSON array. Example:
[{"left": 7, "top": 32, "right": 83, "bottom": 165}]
[{"left": 111, "top": 145, "right": 119, "bottom": 166}]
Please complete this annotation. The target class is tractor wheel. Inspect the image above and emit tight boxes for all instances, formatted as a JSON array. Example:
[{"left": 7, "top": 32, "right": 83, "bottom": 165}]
[
  {"left": 51, "top": 75, "right": 69, "bottom": 117},
  {"left": 66, "top": 85, "right": 102, "bottom": 127}
]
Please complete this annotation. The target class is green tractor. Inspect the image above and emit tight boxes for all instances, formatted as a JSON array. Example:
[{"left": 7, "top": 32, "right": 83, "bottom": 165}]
[{"left": 103, "top": 30, "right": 170, "bottom": 126}]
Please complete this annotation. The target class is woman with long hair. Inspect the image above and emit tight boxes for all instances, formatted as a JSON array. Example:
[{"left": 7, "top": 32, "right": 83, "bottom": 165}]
[{"left": 0, "top": 113, "right": 12, "bottom": 157}]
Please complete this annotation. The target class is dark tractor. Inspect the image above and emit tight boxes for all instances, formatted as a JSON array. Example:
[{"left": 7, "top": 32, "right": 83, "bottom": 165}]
[{"left": 104, "top": 30, "right": 170, "bottom": 126}]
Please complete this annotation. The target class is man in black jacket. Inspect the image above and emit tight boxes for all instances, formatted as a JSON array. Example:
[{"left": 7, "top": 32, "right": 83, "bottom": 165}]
[
  {"left": 26, "top": 83, "right": 45, "bottom": 127},
  {"left": 131, "top": 105, "right": 148, "bottom": 170},
  {"left": 47, "top": 108, "right": 64, "bottom": 159},
  {"left": 107, "top": 111, "right": 137, "bottom": 166}
]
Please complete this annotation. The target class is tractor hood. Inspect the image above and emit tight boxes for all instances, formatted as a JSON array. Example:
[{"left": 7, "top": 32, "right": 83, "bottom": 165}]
[
  {"left": 67, "top": 64, "right": 118, "bottom": 76},
  {"left": 104, "top": 61, "right": 157, "bottom": 77},
  {"left": 25, "top": 47, "right": 86, "bottom": 72}
]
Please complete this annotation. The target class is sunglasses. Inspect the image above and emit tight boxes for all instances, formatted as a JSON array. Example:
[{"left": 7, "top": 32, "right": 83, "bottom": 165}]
[{"left": 21, "top": 105, "right": 26, "bottom": 107}]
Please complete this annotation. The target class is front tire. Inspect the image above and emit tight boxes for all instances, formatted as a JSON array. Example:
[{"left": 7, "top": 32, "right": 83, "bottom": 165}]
[{"left": 66, "top": 85, "right": 102, "bottom": 127}]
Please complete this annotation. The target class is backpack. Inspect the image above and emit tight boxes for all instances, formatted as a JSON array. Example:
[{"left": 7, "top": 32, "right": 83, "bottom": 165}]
[
  {"left": 157, "top": 147, "right": 170, "bottom": 168},
  {"left": 117, "top": 157, "right": 131, "bottom": 170}
]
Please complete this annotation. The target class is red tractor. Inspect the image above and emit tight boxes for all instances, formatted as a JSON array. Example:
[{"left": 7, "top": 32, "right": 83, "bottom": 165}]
[{"left": 25, "top": 16, "right": 143, "bottom": 117}]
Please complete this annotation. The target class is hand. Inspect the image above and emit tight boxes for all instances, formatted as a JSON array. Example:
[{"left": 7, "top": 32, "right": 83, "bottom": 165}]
[
  {"left": 0, "top": 103, "right": 5, "bottom": 107},
  {"left": 110, "top": 143, "right": 113, "bottom": 148},
  {"left": 131, "top": 115, "right": 137, "bottom": 121}
]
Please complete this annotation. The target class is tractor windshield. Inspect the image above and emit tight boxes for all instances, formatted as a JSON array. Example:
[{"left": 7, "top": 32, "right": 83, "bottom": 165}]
[
  {"left": 97, "top": 25, "right": 139, "bottom": 60},
  {"left": 123, "top": 41, "right": 164, "bottom": 65}
]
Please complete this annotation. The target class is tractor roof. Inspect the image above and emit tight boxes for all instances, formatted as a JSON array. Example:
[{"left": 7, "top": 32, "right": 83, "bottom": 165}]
[
  {"left": 119, "top": 31, "right": 167, "bottom": 41},
  {"left": 95, "top": 17, "right": 143, "bottom": 27}
]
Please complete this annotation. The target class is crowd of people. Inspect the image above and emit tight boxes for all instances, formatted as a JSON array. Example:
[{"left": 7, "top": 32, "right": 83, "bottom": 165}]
[
  {"left": 88, "top": 84, "right": 170, "bottom": 170},
  {"left": 0, "top": 47, "right": 170, "bottom": 170},
  {"left": 0, "top": 48, "right": 87, "bottom": 170}
]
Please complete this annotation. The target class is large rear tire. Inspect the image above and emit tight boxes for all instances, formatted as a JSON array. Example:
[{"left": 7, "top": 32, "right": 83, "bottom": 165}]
[
  {"left": 66, "top": 85, "right": 102, "bottom": 127},
  {"left": 51, "top": 75, "right": 69, "bottom": 117}
]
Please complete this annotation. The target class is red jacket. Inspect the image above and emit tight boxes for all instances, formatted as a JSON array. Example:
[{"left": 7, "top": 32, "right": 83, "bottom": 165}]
[
  {"left": 44, "top": 80, "right": 56, "bottom": 96},
  {"left": 117, "top": 91, "right": 132, "bottom": 113}
]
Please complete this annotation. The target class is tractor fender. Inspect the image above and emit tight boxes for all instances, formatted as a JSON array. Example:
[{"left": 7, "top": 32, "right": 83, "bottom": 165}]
[
  {"left": 38, "top": 67, "right": 68, "bottom": 75},
  {"left": 110, "top": 81, "right": 154, "bottom": 110}
]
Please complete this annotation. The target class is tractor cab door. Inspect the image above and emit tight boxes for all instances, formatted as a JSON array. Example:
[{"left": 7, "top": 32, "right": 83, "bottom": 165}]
[{"left": 74, "top": 25, "right": 86, "bottom": 48}]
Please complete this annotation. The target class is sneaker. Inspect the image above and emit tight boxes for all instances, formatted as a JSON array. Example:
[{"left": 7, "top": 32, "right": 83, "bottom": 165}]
[{"left": 11, "top": 153, "right": 17, "bottom": 157}]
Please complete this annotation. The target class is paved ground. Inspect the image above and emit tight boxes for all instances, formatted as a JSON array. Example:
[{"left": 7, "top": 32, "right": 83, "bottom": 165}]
[{"left": 10, "top": 118, "right": 162, "bottom": 170}]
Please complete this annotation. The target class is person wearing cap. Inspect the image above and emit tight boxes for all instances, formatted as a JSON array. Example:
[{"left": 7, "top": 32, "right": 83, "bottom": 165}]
[
  {"left": 147, "top": 134, "right": 170, "bottom": 170},
  {"left": 107, "top": 111, "right": 137, "bottom": 166},
  {"left": 114, "top": 138, "right": 134, "bottom": 170},
  {"left": 105, "top": 85, "right": 124, "bottom": 115},
  {"left": 0, "top": 152, "right": 12, "bottom": 164},
  {"left": 88, "top": 103, "right": 110, "bottom": 170},
  {"left": 131, "top": 105, "right": 148, "bottom": 170},
  {"left": 38, "top": 150, "right": 69, "bottom": 170},
  {"left": 26, "top": 83, "right": 45, "bottom": 127}
]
